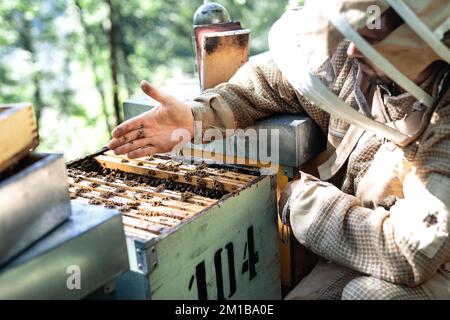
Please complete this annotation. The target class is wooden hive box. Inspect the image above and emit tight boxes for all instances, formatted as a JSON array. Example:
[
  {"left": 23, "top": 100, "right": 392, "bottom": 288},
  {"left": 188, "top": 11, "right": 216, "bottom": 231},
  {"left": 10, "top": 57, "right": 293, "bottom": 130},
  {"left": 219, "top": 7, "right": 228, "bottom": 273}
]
[
  {"left": 0, "top": 103, "right": 39, "bottom": 174},
  {"left": 67, "top": 149, "right": 280, "bottom": 300}
]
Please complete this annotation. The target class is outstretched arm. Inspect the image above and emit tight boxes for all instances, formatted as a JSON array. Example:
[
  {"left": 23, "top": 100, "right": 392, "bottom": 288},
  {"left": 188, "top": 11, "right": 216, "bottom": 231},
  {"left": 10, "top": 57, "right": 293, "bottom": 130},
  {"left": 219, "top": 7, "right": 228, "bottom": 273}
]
[
  {"left": 109, "top": 59, "right": 306, "bottom": 153},
  {"left": 188, "top": 59, "right": 307, "bottom": 142}
]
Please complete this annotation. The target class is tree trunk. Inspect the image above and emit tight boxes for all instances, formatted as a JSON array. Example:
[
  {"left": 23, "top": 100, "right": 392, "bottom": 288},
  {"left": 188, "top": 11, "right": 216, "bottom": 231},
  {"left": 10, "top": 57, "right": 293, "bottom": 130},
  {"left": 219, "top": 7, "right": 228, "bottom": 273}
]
[
  {"left": 118, "top": 45, "right": 134, "bottom": 97},
  {"left": 19, "top": 16, "right": 44, "bottom": 124},
  {"left": 117, "top": 9, "right": 134, "bottom": 97},
  {"left": 74, "top": 0, "right": 112, "bottom": 135},
  {"left": 106, "top": 0, "right": 121, "bottom": 127}
]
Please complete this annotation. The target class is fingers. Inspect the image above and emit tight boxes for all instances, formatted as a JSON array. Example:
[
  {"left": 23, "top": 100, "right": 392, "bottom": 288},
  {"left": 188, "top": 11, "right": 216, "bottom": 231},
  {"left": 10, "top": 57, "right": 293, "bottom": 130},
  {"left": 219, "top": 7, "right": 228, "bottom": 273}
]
[
  {"left": 111, "top": 81, "right": 172, "bottom": 139},
  {"left": 112, "top": 116, "right": 144, "bottom": 139},
  {"left": 111, "top": 138, "right": 154, "bottom": 155},
  {"left": 128, "top": 145, "right": 158, "bottom": 159},
  {"left": 278, "top": 179, "right": 300, "bottom": 215},
  {"left": 278, "top": 192, "right": 288, "bottom": 216},
  {"left": 108, "top": 128, "right": 152, "bottom": 150},
  {"left": 140, "top": 80, "right": 173, "bottom": 105}
]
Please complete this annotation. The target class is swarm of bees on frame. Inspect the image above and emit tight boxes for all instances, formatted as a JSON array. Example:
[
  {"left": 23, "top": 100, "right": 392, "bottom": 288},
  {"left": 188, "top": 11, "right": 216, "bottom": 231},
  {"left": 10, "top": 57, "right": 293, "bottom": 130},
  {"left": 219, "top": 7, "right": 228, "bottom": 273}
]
[{"left": 67, "top": 156, "right": 235, "bottom": 213}]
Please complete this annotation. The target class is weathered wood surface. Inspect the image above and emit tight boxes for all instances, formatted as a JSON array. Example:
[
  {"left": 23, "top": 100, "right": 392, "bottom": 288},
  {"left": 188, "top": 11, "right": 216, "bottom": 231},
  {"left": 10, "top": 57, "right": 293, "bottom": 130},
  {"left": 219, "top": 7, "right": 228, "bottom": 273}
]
[
  {"left": 201, "top": 29, "right": 250, "bottom": 90},
  {"left": 0, "top": 103, "right": 39, "bottom": 173}
]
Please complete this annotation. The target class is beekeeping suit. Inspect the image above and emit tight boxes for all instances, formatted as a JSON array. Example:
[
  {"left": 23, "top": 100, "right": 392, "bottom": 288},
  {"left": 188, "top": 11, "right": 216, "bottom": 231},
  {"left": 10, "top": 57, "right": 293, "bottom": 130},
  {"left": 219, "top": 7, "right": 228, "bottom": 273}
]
[{"left": 188, "top": 0, "right": 450, "bottom": 299}]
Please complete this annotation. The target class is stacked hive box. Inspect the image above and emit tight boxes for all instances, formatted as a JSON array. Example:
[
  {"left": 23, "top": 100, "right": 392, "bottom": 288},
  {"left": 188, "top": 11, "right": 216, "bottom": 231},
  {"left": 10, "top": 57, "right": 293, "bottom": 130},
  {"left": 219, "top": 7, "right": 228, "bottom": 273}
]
[{"left": 0, "top": 103, "right": 71, "bottom": 266}]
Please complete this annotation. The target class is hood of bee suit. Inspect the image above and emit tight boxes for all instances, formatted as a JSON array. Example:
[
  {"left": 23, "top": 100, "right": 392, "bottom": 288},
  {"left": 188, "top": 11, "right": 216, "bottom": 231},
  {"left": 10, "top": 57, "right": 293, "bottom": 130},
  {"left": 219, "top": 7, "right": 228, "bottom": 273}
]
[{"left": 269, "top": 0, "right": 450, "bottom": 146}]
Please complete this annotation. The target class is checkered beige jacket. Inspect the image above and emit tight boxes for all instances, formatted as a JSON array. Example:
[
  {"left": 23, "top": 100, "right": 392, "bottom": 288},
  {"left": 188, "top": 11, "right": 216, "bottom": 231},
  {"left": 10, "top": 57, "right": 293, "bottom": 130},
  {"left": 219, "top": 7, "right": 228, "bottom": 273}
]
[{"left": 189, "top": 42, "right": 450, "bottom": 299}]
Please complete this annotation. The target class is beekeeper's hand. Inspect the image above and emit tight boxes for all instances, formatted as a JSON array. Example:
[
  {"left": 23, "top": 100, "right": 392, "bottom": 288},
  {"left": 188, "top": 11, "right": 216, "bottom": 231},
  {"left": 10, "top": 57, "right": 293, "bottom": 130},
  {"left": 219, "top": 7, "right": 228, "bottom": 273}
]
[
  {"left": 278, "top": 178, "right": 302, "bottom": 227},
  {"left": 107, "top": 80, "right": 194, "bottom": 158}
]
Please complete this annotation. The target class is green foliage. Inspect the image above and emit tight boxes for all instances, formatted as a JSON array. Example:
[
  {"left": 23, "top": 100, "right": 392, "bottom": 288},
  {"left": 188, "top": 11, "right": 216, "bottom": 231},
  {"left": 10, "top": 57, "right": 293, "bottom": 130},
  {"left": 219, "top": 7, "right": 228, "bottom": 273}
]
[{"left": 0, "top": 0, "right": 289, "bottom": 159}]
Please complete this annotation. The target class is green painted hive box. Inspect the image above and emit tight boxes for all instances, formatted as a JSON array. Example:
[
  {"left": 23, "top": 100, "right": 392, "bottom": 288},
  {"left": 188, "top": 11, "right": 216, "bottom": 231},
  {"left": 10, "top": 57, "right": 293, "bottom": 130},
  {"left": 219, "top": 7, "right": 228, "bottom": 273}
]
[{"left": 67, "top": 149, "right": 281, "bottom": 300}]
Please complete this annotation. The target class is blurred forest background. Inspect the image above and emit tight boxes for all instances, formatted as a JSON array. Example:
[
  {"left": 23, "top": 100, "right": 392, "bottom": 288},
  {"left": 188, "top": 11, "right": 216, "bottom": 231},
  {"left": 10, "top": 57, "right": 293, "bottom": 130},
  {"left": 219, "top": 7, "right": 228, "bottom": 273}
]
[{"left": 0, "top": 0, "right": 294, "bottom": 159}]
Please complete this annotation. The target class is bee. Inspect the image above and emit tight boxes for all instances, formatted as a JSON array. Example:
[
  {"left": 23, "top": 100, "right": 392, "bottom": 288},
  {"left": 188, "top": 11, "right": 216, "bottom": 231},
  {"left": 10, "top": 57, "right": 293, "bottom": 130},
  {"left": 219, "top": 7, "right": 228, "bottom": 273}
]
[
  {"left": 89, "top": 182, "right": 100, "bottom": 188},
  {"left": 154, "top": 184, "right": 166, "bottom": 193},
  {"left": 88, "top": 198, "right": 102, "bottom": 206},
  {"left": 120, "top": 205, "right": 131, "bottom": 213},
  {"left": 86, "top": 172, "right": 98, "bottom": 178},
  {"left": 152, "top": 199, "right": 162, "bottom": 207},
  {"left": 197, "top": 178, "right": 207, "bottom": 190},
  {"left": 140, "top": 193, "right": 153, "bottom": 200},
  {"left": 180, "top": 191, "right": 194, "bottom": 202},
  {"left": 115, "top": 187, "right": 127, "bottom": 193},
  {"left": 104, "top": 201, "right": 116, "bottom": 209},
  {"left": 99, "top": 191, "right": 115, "bottom": 199},
  {"left": 213, "top": 180, "right": 225, "bottom": 192},
  {"left": 197, "top": 161, "right": 207, "bottom": 170},
  {"left": 184, "top": 171, "right": 194, "bottom": 182}
]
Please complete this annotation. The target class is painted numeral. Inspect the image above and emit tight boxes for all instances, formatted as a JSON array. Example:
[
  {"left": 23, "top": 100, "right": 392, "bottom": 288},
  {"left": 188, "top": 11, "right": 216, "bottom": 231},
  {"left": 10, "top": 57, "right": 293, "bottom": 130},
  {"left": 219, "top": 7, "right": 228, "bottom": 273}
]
[
  {"left": 189, "top": 226, "right": 258, "bottom": 299},
  {"left": 241, "top": 226, "right": 259, "bottom": 280}
]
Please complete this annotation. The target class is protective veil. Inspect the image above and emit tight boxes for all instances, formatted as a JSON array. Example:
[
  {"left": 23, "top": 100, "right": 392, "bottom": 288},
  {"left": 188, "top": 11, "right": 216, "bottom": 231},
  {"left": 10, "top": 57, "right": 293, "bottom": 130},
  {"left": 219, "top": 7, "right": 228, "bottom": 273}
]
[{"left": 269, "top": 0, "right": 450, "bottom": 146}]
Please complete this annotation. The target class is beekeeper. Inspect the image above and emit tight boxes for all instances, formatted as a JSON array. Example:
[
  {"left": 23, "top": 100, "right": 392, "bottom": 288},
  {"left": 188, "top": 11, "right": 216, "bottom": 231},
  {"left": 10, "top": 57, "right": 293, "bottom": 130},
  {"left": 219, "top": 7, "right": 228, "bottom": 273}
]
[{"left": 108, "top": 0, "right": 450, "bottom": 299}]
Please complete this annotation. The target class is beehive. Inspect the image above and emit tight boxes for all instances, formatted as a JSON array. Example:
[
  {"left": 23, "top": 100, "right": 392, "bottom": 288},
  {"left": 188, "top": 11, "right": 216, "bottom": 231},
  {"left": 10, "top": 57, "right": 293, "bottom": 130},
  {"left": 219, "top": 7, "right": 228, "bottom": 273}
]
[{"left": 67, "top": 149, "right": 280, "bottom": 299}]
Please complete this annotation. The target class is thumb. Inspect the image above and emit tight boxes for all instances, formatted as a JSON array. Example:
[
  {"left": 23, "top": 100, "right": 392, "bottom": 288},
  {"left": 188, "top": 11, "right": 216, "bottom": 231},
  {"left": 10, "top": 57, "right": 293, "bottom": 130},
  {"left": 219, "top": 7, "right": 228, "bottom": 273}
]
[{"left": 140, "top": 80, "right": 172, "bottom": 104}]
